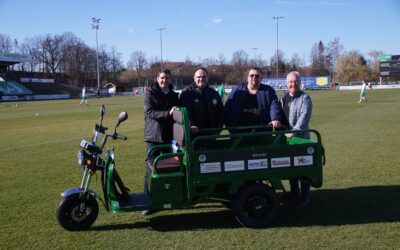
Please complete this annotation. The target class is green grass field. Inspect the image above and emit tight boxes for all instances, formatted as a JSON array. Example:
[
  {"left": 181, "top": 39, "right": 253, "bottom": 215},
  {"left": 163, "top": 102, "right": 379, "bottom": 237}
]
[{"left": 1, "top": 89, "right": 400, "bottom": 249}]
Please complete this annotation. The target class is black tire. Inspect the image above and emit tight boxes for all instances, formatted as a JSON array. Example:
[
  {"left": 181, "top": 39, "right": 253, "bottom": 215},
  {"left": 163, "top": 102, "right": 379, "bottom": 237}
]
[
  {"left": 220, "top": 194, "right": 235, "bottom": 209},
  {"left": 233, "top": 183, "right": 279, "bottom": 228},
  {"left": 221, "top": 200, "right": 233, "bottom": 209},
  {"left": 56, "top": 193, "right": 99, "bottom": 231}
]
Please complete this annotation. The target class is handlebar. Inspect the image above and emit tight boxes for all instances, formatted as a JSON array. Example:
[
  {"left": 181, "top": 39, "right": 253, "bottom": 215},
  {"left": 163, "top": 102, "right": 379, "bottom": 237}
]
[
  {"left": 87, "top": 108, "right": 128, "bottom": 153},
  {"left": 95, "top": 124, "right": 108, "bottom": 134},
  {"left": 110, "top": 132, "right": 127, "bottom": 140}
]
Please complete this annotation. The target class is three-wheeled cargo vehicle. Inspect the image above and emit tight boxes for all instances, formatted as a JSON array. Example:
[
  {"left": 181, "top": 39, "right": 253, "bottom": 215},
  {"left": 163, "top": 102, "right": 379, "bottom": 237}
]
[{"left": 56, "top": 106, "right": 325, "bottom": 230}]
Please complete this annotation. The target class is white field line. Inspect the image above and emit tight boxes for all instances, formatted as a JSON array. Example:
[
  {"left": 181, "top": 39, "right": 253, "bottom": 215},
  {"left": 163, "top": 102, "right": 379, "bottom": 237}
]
[{"left": 0, "top": 127, "right": 144, "bottom": 152}]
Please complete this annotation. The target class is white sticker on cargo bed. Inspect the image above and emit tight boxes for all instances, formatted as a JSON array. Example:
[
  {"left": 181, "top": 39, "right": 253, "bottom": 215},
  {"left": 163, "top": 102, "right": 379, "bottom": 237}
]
[
  {"left": 294, "top": 156, "right": 313, "bottom": 166},
  {"left": 271, "top": 157, "right": 291, "bottom": 168},
  {"left": 248, "top": 159, "right": 268, "bottom": 170},
  {"left": 224, "top": 160, "right": 245, "bottom": 172},
  {"left": 200, "top": 162, "right": 221, "bottom": 173}
]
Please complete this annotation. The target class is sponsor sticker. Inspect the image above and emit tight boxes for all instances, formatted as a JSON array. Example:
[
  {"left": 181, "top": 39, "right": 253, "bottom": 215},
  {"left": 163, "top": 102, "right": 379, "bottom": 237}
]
[
  {"left": 251, "top": 153, "right": 267, "bottom": 158},
  {"left": 198, "top": 154, "right": 207, "bottom": 162},
  {"left": 294, "top": 156, "right": 313, "bottom": 166},
  {"left": 200, "top": 162, "right": 221, "bottom": 173},
  {"left": 271, "top": 157, "right": 291, "bottom": 168},
  {"left": 248, "top": 159, "right": 268, "bottom": 170},
  {"left": 224, "top": 160, "right": 245, "bottom": 172}
]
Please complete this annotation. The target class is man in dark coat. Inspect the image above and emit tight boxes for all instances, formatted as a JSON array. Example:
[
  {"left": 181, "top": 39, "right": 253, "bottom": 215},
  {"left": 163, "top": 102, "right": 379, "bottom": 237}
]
[
  {"left": 180, "top": 67, "right": 224, "bottom": 137},
  {"left": 144, "top": 69, "right": 179, "bottom": 157}
]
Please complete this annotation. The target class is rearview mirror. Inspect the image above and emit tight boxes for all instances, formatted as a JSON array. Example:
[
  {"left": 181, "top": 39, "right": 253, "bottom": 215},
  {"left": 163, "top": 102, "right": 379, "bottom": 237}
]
[
  {"left": 99, "top": 105, "right": 105, "bottom": 124},
  {"left": 115, "top": 111, "right": 128, "bottom": 130}
]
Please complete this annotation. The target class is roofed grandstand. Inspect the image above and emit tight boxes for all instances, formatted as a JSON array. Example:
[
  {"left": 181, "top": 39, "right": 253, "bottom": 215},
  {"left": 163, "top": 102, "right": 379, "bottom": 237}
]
[{"left": 0, "top": 53, "right": 84, "bottom": 101}]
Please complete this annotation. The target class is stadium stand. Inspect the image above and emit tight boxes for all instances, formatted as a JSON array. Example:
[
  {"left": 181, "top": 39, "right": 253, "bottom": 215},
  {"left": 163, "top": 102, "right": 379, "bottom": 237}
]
[
  {"left": 0, "top": 79, "right": 33, "bottom": 95},
  {"left": 19, "top": 82, "right": 81, "bottom": 95}
]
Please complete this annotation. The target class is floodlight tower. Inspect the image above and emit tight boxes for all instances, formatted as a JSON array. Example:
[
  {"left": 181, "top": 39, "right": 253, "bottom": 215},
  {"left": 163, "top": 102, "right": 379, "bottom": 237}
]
[
  {"left": 273, "top": 16, "right": 284, "bottom": 78},
  {"left": 92, "top": 18, "right": 101, "bottom": 95},
  {"left": 251, "top": 47, "right": 258, "bottom": 66},
  {"left": 157, "top": 27, "right": 166, "bottom": 70}
]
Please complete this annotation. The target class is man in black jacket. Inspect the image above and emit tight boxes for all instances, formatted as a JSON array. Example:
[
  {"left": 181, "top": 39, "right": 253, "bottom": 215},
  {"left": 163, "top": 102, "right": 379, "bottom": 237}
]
[
  {"left": 180, "top": 67, "right": 224, "bottom": 137},
  {"left": 144, "top": 69, "right": 179, "bottom": 157}
]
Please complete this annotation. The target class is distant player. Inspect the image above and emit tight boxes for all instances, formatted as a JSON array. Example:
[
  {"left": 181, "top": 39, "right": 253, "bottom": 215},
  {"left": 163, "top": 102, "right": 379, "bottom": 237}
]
[
  {"left": 217, "top": 83, "right": 225, "bottom": 99},
  {"left": 80, "top": 86, "right": 88, "bottom": 105},
  {"left": 358, "top": 81, "right": 367, "bottom": 103}
]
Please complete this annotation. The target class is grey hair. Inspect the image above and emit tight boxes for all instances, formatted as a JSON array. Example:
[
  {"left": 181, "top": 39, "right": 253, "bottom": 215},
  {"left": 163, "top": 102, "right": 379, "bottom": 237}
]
[{"left": 286, "top": 71, "right": 301, "bottom": 84}]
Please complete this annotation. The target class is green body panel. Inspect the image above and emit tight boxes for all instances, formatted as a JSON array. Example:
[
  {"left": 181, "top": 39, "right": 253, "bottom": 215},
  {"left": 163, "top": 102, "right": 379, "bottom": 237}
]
[
  {"left": 148, "top": 173, "right": 184, "bottom": 209},
  {"left": 110, "top": 107, "right": 325, "bottom": 212}
]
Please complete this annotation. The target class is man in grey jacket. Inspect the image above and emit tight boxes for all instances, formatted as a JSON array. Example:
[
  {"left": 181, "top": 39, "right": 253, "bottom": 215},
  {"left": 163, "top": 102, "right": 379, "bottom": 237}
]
[{"left": 279, "top": 71, "right": 313, "bottom": 206}]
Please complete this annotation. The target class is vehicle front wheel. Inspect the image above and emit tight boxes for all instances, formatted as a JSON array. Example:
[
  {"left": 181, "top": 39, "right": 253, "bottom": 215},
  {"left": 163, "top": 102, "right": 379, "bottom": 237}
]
[
  {"left": 56, "top": 193, "right": 99, "bottom": 231},
  {"left": 234, "top": 183, "right": 279, "bottom": 228}
]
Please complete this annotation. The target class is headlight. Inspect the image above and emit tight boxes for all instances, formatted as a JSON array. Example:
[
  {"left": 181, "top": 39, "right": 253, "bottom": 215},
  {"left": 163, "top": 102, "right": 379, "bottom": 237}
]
[
  {"left": 77, "top": 150, "right": 86, "bottom": 166},
  {"left": 110, "top": 150, "right": 115, "bottom": 160}
]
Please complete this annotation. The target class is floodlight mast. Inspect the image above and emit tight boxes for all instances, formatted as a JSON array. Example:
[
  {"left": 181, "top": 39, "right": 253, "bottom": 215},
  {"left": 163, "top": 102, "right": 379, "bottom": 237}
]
[
  {"left": 157, "top": 27, "right": 166, "bottom": 70},
  {"left": 251, "top": 47, "right": 258, "bottom": 66},
  {"left": 273, "top": 16, "right": 284, "bottom": 78},
  {"left": 92, "top": 18, "right": 101, "bottom": 96}
]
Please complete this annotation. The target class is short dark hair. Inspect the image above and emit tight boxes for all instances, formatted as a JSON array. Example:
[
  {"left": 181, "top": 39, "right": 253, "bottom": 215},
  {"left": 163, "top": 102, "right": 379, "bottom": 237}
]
[
  {"left": 157, "top": 69, "right": 171, "bottom": 77},
  {"left": 194, "top": 67, "right": 208, "bottom": 76},
  {"left": 247, "top": 67, "right": 262, "bottom": 75}
]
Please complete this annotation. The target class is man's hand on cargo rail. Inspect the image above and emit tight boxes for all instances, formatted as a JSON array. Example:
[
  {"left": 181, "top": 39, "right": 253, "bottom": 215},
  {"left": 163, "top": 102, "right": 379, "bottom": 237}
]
[
  {"left": 190, "top": 125, "right": 199, "bottom": 134},
  {"left": 285, "top": 133, "right": 294, "bottom": 138},
  {"left": 268, "top": 120, "right": 281, "bottom": 128},
  {"left": 169, "top": 106, "right": 177, "bottom": 115}
]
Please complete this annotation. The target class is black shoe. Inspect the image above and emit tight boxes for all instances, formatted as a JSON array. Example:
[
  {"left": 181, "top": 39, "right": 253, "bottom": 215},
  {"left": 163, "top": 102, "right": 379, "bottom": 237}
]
[
  {"left": 287, "top": 191, "right": 300, "bottom": 201},
  {"left": 300, "top": 194, "right": 311, "bottom": 206},
  {"left": 141, "top": 210, "right": 153, "bottom": 216}
]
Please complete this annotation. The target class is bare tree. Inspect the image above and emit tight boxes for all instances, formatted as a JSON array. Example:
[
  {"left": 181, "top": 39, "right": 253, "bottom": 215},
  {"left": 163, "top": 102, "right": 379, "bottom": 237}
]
[
  {"left": 60, "top": 32, "right": 94, "bottom": 85},
  {"left": 109, "top": 46, "right": 124, "bottom": 80},
  {"left": 367, "top": 50, "right": 384, "bottom": 81},
  {"left": 326, "top": 37, "right": 344, "bottom": 78},
  {"left": 0, "top": 33, "right": 13, "bottom": 53},
  {"left": 127, "top": 50, "right": 147, "bottom": 85},
  {"left": 288, "top": 53, "right": 304, "bottom": 71},
  {"left": 201, "top": 57, "right": 216, "bottom": 67},
  {"left": 230, "top": 49, "right": 249, "bottom": 82},
  {"left": 41, "top": 34, "right": 64, "bottom": 74},
  {"left": 310, "top": 41, "right": 329, "bottom": 76},
  {"left": 231, "top": 49, "right": 249, "bottom": 68},
  {"left": 270, "top": 50, "right": 287, "bottom": 77}
]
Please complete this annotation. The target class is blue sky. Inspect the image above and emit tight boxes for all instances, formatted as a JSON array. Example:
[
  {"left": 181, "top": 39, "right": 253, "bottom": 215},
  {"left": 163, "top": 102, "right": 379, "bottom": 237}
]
[{"left": 1, "top": 0, "right": 399, "bottom": 65}]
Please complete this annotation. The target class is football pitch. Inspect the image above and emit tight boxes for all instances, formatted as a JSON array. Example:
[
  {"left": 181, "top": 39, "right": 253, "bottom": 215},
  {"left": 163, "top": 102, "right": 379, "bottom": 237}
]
[{"left": 1, "top": 89, "right": 399, "bottom": 249}]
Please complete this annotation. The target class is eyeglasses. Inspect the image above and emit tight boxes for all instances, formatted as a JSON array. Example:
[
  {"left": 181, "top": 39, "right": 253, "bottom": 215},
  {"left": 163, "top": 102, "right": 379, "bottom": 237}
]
[{"left": 248, "top": 74, "right": 260, "bottom": 78}]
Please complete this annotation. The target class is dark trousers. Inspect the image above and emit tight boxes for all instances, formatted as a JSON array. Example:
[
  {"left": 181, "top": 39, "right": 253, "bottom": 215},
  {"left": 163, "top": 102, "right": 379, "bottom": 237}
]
[{"left": 289, "top": 178, "right": 310, "bottom": 196}]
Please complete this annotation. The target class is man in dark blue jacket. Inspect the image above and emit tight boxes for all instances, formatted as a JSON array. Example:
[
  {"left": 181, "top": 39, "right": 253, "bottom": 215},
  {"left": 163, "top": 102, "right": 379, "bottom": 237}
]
[{"left": 224, "top": 67, "right": 283, "bottom": 131}]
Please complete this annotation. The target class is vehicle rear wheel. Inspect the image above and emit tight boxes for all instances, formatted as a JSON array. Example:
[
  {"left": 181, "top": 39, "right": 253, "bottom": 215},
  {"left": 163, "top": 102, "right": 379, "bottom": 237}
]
[
  {"left": 221, "top": 200, "right": 233, "bottom": 209},
  {"left": 233, "top": 183, "right": 279, "bottom": 228},
  {"left": 56, "top": 193, "right": 99, "bottom": 231}
]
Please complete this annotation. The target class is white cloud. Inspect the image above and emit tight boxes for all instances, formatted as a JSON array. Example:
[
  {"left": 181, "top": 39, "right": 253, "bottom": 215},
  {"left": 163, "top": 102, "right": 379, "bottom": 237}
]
[
  {"left": 117, "top": 24, "right": 134, "bottom": 33},
  {"left": 212, "top": 18, "right": 222, "bottom": 24}
]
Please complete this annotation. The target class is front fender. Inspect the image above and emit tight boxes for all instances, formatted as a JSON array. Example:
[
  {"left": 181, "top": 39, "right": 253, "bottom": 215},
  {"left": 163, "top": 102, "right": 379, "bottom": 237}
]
[
  {"left": 61, "top": 187, "right": 84, "bottom": 197},
  {"left": 61, "top": 187, "right": 97, "bottom": 198}
]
